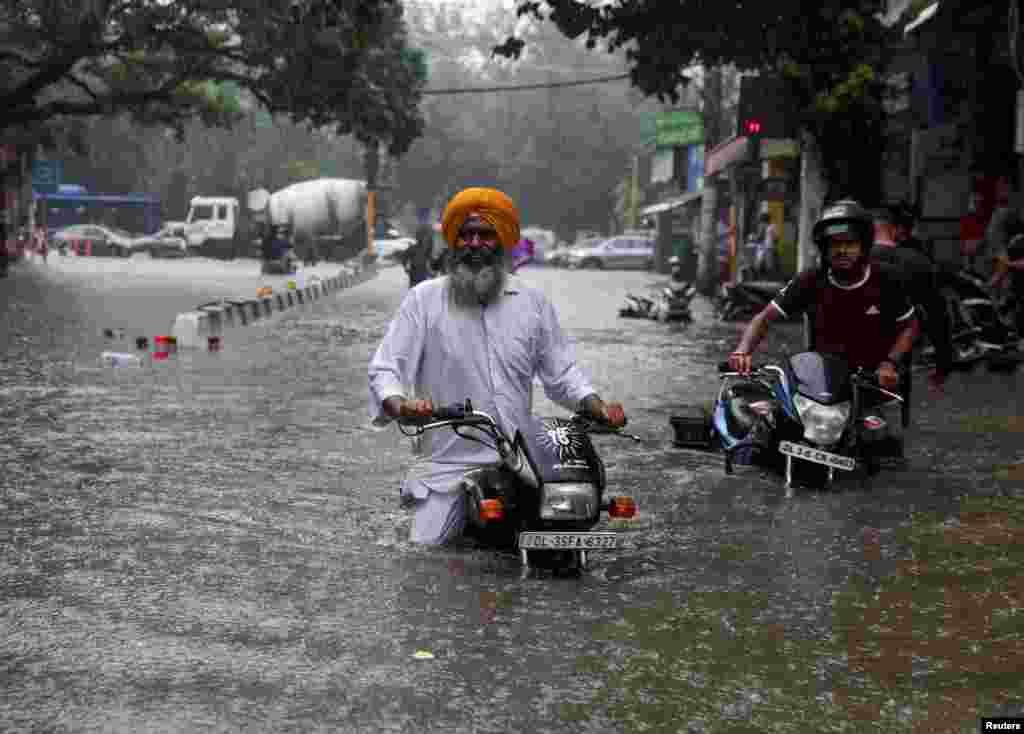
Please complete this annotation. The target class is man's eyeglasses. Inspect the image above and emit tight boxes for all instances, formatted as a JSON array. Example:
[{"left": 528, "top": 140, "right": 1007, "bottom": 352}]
[{"left": 457, "top": 228, "right": 499, "bottom": 246}]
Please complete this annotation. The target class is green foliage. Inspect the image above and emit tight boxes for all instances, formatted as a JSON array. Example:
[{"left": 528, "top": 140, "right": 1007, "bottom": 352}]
[
  {"left": 0, "top": 0, "right": 425, "bottom": 157},
  {"left": 499, "top": 0, "right": 896, "bottom": 204}
]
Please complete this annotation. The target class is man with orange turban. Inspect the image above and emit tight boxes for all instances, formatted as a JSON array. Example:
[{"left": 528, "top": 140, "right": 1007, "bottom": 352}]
[{"left": 368, "top": 187, "right": 626, "bottom": 545}]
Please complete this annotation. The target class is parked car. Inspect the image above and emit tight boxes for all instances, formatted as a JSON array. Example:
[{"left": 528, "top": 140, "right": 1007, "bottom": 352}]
[
  {"left": 566, "top": 234, "right": 656, "bottom": 270},
  {"left": 51, "top": 224, "right": 138, "bottom": 257},
  {"left": 132, "top": 224, "right": 188, "bottom": 258},
  {"left": 546, "top": 237, "right": 598, "bottom": 267},
  {"left": 373, "top": 220, "right": 415, "bottom": 262}
]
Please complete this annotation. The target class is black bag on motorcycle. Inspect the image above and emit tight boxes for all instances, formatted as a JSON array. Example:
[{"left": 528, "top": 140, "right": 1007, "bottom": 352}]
[{"left": 670, "top": 406, "right": 712, "bottom": 448}]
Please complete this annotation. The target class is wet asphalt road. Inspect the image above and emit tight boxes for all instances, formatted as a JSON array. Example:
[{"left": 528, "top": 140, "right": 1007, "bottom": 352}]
[{"left": 2, "top": 256, "right": 1022, "bottom": 732}]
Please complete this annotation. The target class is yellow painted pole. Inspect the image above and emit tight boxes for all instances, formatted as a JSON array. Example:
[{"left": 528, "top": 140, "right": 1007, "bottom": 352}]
[{"left": 765, "top": 157, "right": 786, "bottom": 242}]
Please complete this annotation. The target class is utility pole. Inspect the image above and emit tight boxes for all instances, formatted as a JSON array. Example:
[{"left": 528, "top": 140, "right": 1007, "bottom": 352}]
[
  {"left": 697, "top": 65, "right": 723, "bottom": 295},
  {"left": 364, "top": 142, "right": 379, "bottom": 262}
]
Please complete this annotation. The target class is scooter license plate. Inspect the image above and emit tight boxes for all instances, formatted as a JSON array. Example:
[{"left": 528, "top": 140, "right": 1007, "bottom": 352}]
[
  {"left": 778, "top": 441, "right": 856, "bottom": 471},
  {"left": 517, "top": 532, "right": 624, "bottom": 550}
]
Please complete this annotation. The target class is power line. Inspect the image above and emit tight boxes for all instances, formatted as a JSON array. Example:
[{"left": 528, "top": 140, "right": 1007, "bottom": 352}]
[{"left": 422, "top": 72, "right": 630, "bottom": 94}]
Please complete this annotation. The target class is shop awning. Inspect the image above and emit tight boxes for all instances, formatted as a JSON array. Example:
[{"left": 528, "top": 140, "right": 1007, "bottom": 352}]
[
  {"left": 904, "top": 2, "right": 940, "bottom": 36},
  {"left": 640, "top": 191, "right": 702, "bottom": 217}
]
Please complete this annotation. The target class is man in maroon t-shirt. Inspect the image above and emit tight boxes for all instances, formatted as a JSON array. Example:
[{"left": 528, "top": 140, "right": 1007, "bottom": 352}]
[{"left": 728, "top": 200, "right": 921, "bottom": 453}]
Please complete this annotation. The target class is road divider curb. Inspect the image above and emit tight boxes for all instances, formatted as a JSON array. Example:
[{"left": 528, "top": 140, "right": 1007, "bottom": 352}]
[{"left": 171, "top": 262, "right": 377, "bottom": 348}]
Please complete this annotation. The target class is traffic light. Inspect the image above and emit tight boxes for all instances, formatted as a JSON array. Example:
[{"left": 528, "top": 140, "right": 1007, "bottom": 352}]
[{"left": 736, "top": 74, "right": 797, "bottom": 140}]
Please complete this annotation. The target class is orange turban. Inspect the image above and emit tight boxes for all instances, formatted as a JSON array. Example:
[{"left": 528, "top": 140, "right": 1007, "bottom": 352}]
[{"left": 441, "top": 188, "right": 520, "bottom": 250}]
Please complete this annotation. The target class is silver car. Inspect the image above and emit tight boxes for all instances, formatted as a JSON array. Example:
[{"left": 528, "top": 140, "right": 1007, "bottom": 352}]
[
  {"left": 566, "top": 235, "right": 655, "bottom": 270},
  {"left": 51, "top": 224, "right": 138, "bottom": 257}
]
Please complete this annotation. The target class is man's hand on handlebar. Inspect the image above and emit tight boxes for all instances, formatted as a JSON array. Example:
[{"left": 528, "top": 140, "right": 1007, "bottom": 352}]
[
  {"left": 581, "top": 395, "right": 627, "bottom": 428},
  {"left": 384, "top": 397, "right": 436, "bottom": 425},
  {"left": 603, "top": 401, "right": 627, "bottom": 428},
  {"left": 728, "top": 351, "right": 753, "bottom": 375},
  {"left": 875, "top": 361, "right": 900, "bottom": 391}
]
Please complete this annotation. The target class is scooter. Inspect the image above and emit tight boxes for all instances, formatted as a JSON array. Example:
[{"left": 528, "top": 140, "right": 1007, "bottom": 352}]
[
  {"left": 709, "top": 352, "right": 905, "bottom": 496},
  {"left": 397, "top": 399, "right": 639, "bottom": 572},
  {"left": 652, "top": 280, "right": 697, "bottom": 323}
]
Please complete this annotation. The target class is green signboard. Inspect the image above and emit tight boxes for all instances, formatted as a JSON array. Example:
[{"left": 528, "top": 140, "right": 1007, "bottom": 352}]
[
  {"left": 655, "top": 110, "right": 703, "bottom": 148},
  {"left": 641, "top": 114, "right": 658, "bottom": 147}
]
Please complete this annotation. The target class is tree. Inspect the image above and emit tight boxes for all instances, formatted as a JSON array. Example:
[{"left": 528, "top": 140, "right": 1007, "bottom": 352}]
[
  {"left": 393, "top": 0, "right": 664, "bottom": 239},
  {"left": 495, "top": 0, "right": 896, "bottom": 206},
  {"left": 0, "top": 0, "right": 425, "bottom": 157}
]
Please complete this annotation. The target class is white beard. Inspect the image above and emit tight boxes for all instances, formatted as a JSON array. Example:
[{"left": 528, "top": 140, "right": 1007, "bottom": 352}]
[{"left": 449, "top": 261, "right": 507, "bottom": 309}]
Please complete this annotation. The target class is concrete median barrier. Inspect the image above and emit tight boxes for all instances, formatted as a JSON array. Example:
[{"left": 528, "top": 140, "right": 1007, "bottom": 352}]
[{"left": 171, "top": 262, "right": 377, "bottom": 348}]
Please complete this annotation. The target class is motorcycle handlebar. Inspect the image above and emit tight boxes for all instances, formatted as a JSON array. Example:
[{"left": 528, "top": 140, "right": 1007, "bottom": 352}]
[
  {"left": 717, "top": 361, "right": 769, "bottom": 375},
  {"left": 571, "top": 412, "right": 625, "bottom": 433},
  {"left": 431, "top": 402, "right": 468, "bottom": 421}
]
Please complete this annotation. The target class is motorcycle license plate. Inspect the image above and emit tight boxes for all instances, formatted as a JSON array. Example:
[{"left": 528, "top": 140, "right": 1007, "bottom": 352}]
[
  {"left": 517, "top": 532, "right": 624, "bottom": 550},
  {"left": 778, "top": 441, "right": 856, "bottom": 471}
]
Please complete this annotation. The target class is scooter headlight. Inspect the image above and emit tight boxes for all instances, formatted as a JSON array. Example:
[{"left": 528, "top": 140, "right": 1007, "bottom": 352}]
[{"left": 792, "top": 394, "right": 851, "bottom": 445}]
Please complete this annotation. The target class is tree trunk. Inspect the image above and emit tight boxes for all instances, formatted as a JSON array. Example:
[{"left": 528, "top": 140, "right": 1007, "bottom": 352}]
[
  {"left": 797, "top": 128, "right": 828, "bottom": 349},
  {"left": 697, "top": 65, "right": 723, "bottom": 296}
]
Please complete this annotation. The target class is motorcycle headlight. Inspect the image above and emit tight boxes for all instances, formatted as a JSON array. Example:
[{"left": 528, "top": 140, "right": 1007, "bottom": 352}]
[{"left": 792, "top": 394, "right": 851, "bottom": 445}]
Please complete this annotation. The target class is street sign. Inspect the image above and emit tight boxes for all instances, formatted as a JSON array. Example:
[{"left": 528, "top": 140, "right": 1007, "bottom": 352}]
[
  {"left": 705, "top": 136, "right": 751, "bottom": 177},
  {"left": 31, "top": 159, "right": 62, "bottom": 192},
  {"left": 655, "top": 110, "right": 703, "bottom": 148}
]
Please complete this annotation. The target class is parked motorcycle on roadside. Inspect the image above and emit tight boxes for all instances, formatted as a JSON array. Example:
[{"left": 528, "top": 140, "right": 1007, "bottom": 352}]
[
  {"left": 679, "top": 351, "right": 906, "bottom": 496},
  {"left": 619, "top": 257, "right": 696, "bottom": 323},
  {"left": 397, "top": 399, "right": 639, "bottom": 573},
  {"left": 917, "top": 263, "right": 1022, "bottom": 371}
]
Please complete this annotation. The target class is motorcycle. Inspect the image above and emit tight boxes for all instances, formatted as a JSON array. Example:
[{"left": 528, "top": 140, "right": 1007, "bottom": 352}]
[
  {"left": 618, "top": 292, "right": 658, "bottom": 319},
  {"left": 619, "top": 260, "right": 696, "bottom": 322},
  {"left": 936, "top": 265, "right": 1019, "bottom": 348},
  {"left": 397, "top": 399, "right": 639, "bottom": 572},
  {"left": 619, "top": 282, "right": 695, "bottom": 322},
  {"left": 918, "top": 264, "right": 1022, "bottom": 371},
  {"left": 709, "top": 351, "right": 905, "bottom": 496}
]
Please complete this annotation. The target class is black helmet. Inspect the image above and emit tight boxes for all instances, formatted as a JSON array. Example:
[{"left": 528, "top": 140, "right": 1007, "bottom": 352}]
[{"left": 811, "top": 198, "right": 875, "bottom": 259}]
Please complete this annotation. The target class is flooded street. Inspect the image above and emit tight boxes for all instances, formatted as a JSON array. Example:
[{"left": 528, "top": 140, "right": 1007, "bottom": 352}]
[{"left": 2, "top": 260, "right": 1022, "bottom": 732}]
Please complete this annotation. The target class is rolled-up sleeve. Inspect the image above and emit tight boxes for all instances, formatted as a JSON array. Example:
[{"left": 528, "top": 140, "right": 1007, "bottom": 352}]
[
  {"left": 535, "top": 295, "right": 595, "bottom": 411},
  {"left": 368, "top": 290, "right": 426, "bottom": 426}
]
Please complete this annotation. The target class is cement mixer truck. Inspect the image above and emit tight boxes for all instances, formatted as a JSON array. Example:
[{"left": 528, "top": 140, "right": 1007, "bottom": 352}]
[{"left": 247, "top": 178, "right": 370, "bottom": 269}]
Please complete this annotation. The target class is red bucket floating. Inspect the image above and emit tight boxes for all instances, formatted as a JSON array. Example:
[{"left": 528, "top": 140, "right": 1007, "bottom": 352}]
[{"left": 153, "top": 351, "right": 170, "bottom": 361}]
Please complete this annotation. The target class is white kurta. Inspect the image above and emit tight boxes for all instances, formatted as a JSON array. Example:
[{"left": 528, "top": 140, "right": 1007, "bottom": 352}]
[{"left": 368, "top": 275, "right": 596, "bottom": 500}]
